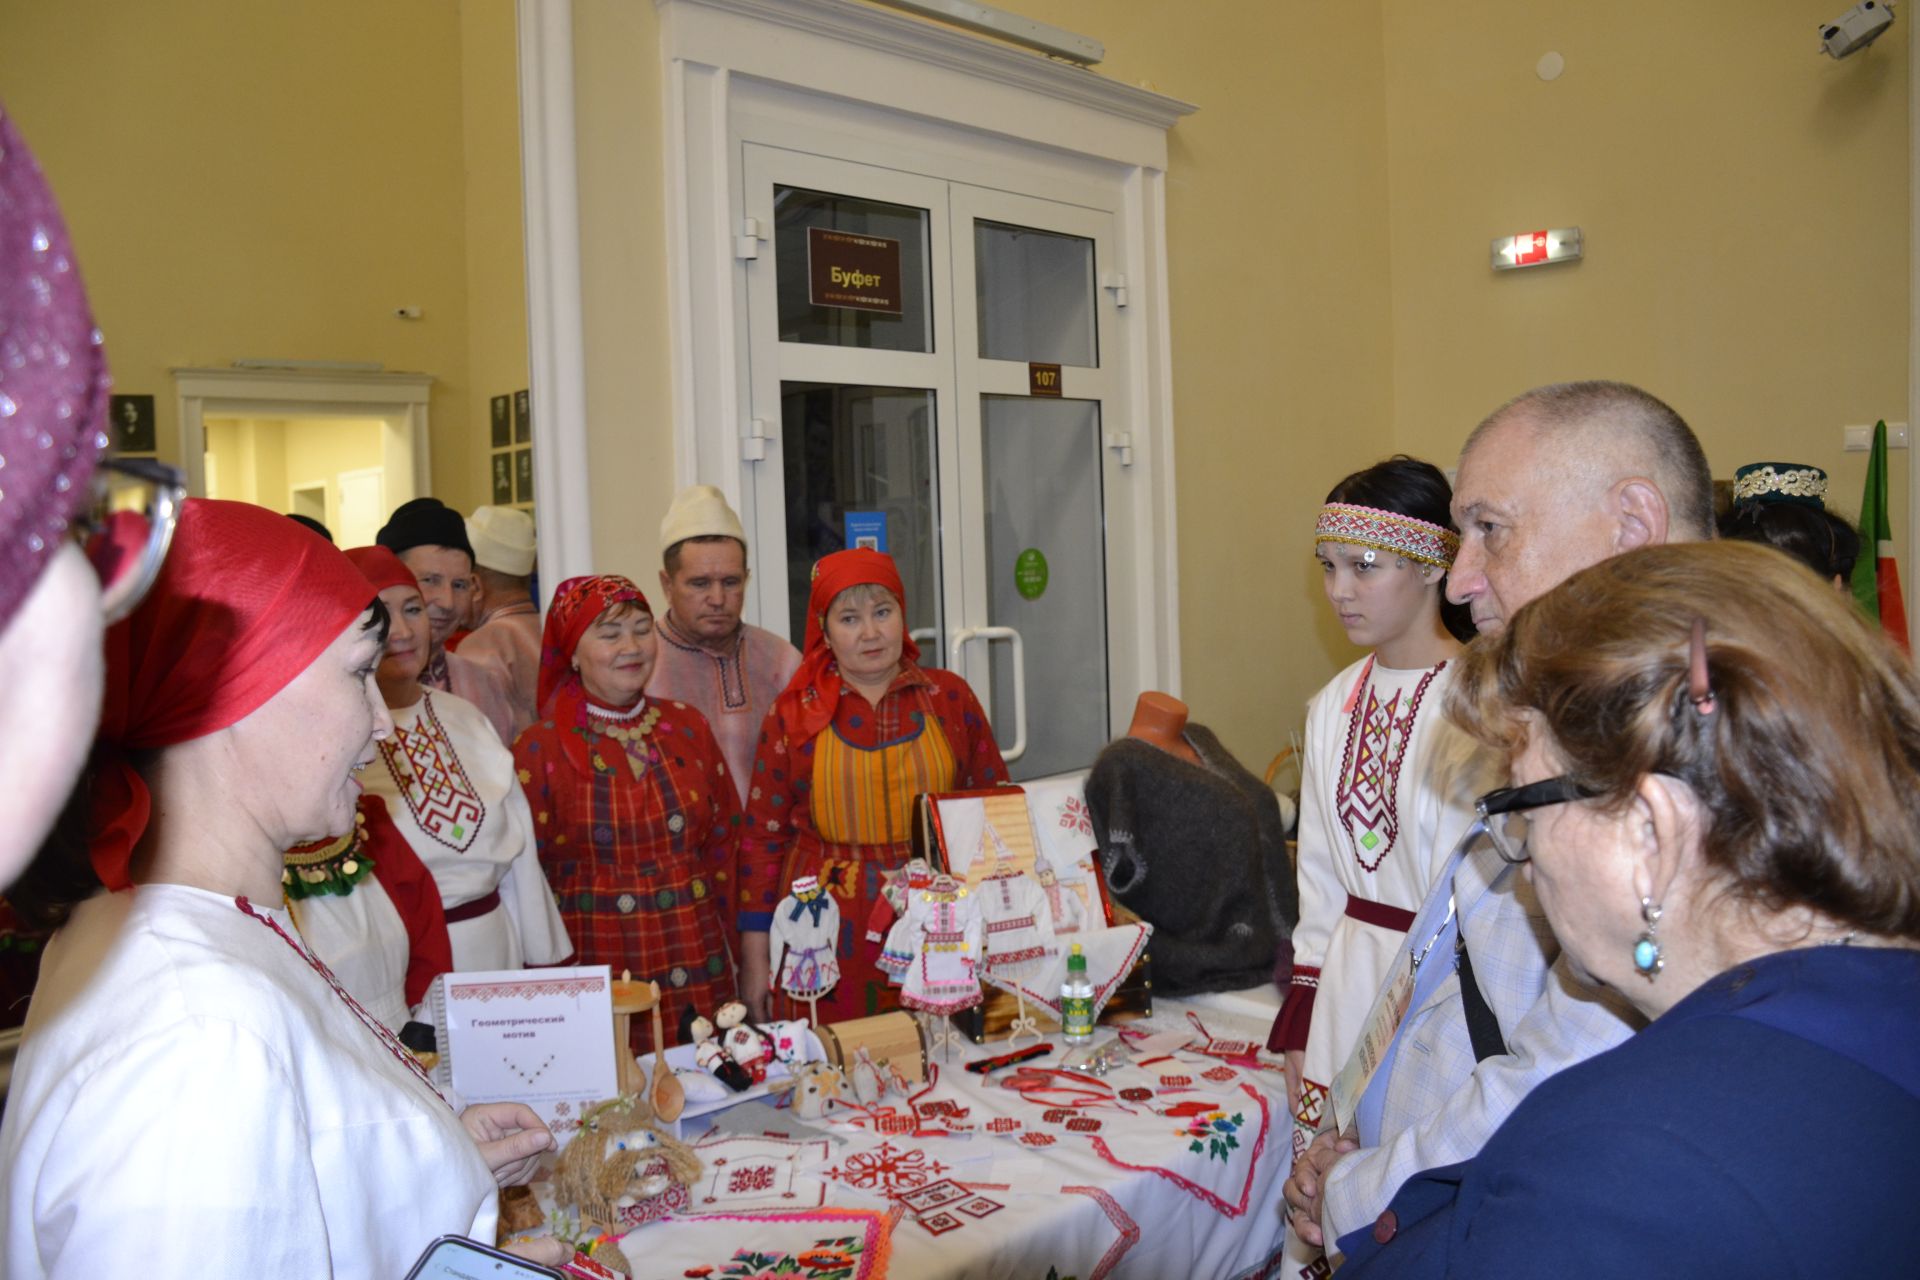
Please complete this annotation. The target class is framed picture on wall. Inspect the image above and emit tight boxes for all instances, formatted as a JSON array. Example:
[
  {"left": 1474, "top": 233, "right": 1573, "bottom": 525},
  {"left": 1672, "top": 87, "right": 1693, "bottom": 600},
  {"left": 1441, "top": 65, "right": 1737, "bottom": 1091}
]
[
  {"left": 513, "top": 388, "right": 532, "bottom": 443},
  {"left": 492, "top": 453, "right": 513, "bottom": 505},
  {"left": 109, "top": 394, "right": 157, "bottom": 455},
  {"left": 490, "top": 395, "right": 511, "bottom": 448},
  {"left": 514, "top": 446, "right": 534, "bottom": 504}
]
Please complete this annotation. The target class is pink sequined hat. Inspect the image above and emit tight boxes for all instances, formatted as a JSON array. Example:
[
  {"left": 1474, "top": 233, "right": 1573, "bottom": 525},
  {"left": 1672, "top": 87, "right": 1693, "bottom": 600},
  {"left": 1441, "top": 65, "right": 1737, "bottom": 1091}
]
[{"left": 0, "top": 102, "right": 111, "bottom": 625}]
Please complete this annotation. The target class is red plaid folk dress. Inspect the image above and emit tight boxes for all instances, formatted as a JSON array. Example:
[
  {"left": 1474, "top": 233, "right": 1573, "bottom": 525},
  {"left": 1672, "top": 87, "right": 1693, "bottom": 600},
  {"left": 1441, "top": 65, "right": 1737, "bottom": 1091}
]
[
  {"left": 513, "top": 693, "right": 742, "bottom": 1052},
  {"left": 739, "top": 664, "right": 1007, "bottom": 1022}
]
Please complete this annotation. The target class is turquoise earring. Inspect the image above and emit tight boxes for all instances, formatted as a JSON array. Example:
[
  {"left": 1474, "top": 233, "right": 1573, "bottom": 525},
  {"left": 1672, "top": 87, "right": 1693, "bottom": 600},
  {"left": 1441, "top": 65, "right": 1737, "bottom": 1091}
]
[{"left": 1633, "top": 897, "right": 1664, "bottom": 979}]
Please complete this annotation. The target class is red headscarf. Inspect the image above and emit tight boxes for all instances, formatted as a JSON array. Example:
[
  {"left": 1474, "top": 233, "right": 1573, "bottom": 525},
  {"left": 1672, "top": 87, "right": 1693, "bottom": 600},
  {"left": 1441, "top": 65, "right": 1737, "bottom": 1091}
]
[
  {"left": 536, "top": 574, "right": 650, "bottom": 716},
  {"left": 775, "top": 548, "right": 919, "bottom": 743},
  {"left": 344, "top": 544, "right": 421, "bottom": 596},
  {"left": 91, "top": 499, "right": 380, "bottom": 890}
]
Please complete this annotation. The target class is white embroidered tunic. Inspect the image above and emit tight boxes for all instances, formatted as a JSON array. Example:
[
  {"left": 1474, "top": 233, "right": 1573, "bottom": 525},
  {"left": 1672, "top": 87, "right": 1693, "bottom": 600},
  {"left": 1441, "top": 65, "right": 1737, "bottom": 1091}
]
[
  {"left": 363, "top": 690, "right": 571, "bottom": 971},
  {"left": 0, "top": 884, "right": 496, "bottom": 1279},
  {"left": 1285, "top": 655, "right": 1490, "bottom": 1157},
  {"left": 897, "top": 883, "right": 985, "bottom": 1015},
  {"left": 770, "top": 890, "right": 842, "bottom": 998}
]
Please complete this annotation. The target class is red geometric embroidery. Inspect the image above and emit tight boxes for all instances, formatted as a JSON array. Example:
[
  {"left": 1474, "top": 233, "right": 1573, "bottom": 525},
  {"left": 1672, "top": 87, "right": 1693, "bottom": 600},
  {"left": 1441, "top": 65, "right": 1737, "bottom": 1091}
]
[
  {"left": 382, "top": 693, "right": 485, "bottom": 852},
  {"left": 1334, "top": 663, "right": 1442, "bottom": 872},
  {"left": 819, "top": 1142, "right": 950, "bottom": 1197},
  {"left": 1063, "top": 1185, "right": 1141, "bottom": 1280}
]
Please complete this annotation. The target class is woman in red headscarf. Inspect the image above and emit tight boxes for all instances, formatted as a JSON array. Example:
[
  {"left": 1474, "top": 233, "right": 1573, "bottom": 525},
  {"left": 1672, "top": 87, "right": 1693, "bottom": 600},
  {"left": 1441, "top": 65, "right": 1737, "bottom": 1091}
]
[
  {"left": 738, "top": 549, "right": 1008, "bottom": 1022},
  {"left": 512, "top": 575, "right": 743, "bottom": 1050},
  {"left": 0, "top": 500, "right": 563, "bottom": 1278},
  {"left": 346, "top": 544, "right": 570, "bottom": 975}
]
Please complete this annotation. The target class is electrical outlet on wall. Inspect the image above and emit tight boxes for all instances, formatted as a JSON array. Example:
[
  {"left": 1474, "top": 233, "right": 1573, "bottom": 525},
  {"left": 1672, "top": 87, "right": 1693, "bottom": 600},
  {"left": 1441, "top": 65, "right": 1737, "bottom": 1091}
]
[{"left": 1843, "top": 422, "right": 1909, "bottom": 451}]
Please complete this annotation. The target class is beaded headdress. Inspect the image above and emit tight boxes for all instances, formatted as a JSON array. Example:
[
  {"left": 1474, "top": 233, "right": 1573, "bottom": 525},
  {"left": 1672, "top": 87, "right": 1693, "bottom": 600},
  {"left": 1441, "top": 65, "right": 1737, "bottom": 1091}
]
[
  {"left": 1732, "top": 461, "right": 1827, "bottom": 510},
  {"left": 1315, "top": 502, "right": 1459, "bottom": 570}
]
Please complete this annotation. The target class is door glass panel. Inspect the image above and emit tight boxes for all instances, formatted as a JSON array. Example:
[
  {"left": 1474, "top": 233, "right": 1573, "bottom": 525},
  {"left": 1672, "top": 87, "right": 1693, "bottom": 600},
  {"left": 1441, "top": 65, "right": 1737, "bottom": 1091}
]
[
  {"left": 781, "top": 382, "right": 944, "bottom": 667},
  {"left": 974, "top": 220, "right": 1097, "bottom": 368},
  {"left": 775, "top": 187, "right": 933, "bottom": 353},
  {"left": 981, "top": 395, "right": 1107, "bottom": 778}
]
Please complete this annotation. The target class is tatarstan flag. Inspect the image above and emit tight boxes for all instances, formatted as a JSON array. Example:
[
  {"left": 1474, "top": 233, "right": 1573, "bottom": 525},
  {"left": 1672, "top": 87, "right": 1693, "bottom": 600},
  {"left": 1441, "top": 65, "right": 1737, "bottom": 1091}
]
[{"left": 1850, "top": 419, "right": 1910, "bottom": 652}]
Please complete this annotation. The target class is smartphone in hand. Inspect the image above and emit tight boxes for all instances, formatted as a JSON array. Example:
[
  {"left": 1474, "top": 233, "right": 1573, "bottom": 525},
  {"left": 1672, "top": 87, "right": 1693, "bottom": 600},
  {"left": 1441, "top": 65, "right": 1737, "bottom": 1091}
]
[{"left": 405, "top": 1235, "right": 563, "bottom": 1280}]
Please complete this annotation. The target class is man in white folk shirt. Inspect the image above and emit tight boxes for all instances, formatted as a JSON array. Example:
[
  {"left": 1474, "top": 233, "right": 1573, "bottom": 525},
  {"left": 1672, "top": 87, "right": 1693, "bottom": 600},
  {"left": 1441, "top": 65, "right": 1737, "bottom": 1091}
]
[
  {"left": 1284, "top": 380, "right": 1717, "bottom": 1258},
  {"left": 460, "top": 504, "right": 542, "bottom": 738},
  {"left": 646, "top": 485, "right": 801, "bottom": 804}
]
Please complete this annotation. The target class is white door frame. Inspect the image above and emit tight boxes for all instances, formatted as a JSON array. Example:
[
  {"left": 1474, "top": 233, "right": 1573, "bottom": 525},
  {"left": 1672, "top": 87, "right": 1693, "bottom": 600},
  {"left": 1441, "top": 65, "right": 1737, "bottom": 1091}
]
[
  {"left": 655, "top": 0, "right": 1193, "bottom": 705},
  {"left": 171, "top": 366, "right": 433, "bottom": 505}
]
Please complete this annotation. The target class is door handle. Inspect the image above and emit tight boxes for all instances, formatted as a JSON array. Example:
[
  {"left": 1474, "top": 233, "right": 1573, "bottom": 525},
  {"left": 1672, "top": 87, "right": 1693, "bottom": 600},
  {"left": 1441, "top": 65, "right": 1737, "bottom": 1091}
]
[
  {"left": 908, "top": 627, "right": 940, "bottom": 667},
  {"left": 950, "top": 625, "right": 1028, "bottom": 763}
]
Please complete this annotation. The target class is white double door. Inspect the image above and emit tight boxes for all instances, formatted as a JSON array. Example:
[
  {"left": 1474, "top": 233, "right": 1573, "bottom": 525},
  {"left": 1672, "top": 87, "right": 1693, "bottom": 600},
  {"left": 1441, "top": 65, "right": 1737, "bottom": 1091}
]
[{"left": 737, "top": 144, "right": 1138, "bottom": 781}]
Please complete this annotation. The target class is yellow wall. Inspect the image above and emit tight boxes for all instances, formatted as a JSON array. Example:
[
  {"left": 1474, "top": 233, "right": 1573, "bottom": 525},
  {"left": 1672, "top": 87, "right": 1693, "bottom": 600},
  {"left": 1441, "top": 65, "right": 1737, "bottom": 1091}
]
[
  {"left": 1380, "top": 0, "right": 1909, "bottom": 541},
  {"left": 204, "top": 416, "right": 386, "bottom": 525},
  {"left": 462, "top": 0, "right": 533, "bottom": 468},
  {"left": 0, "top": 0, "right": 522, "bottom": 518},
  {"left": 574, "top": 0, "right": 679, "bottom": 580}
]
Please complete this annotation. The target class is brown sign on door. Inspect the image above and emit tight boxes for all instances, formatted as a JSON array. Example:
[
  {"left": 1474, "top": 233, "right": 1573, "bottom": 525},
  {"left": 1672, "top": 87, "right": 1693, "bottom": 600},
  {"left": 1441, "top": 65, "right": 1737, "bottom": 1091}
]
[
  {"left": 1028, "top": 363, "right": 1063, "bottom": 397},
  {"left": 807, "top": 227, "right": 903, "bottom": 314}
]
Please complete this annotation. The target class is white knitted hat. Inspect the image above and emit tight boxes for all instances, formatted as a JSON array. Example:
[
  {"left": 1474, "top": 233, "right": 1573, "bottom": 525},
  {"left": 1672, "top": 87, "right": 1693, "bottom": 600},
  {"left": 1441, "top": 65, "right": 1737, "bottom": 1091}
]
[
  {"left": 465, "top": 505, "right": 537, "bottom": 576},
  {"left": 661, "top": 484, "right": 746, "bottom": 558}
]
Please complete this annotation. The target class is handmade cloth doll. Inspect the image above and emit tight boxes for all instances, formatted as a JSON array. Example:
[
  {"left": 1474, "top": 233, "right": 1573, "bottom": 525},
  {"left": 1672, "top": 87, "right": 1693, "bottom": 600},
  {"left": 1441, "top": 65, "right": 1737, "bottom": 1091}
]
[
  {"left": 898, "top": 874, "right": 985, "bottom": 1015},
  {"left": 549, "top": 1095, "right": 702, "bottom": 1274},
  {"left": 866, "top": 857, "right": 933, "bottom": 943},
  {"left": 770, "top": 875, "right": 841, "bottom": 1000},
  {"left": 1034, "top": 862, "right": 1089, "bottom": 936},
  {"left": 1085, "top": 720, "right": 1297, "bottom": 994},
  {"left": 974, "top": 825, "right": 1056, "bottom": 978}
]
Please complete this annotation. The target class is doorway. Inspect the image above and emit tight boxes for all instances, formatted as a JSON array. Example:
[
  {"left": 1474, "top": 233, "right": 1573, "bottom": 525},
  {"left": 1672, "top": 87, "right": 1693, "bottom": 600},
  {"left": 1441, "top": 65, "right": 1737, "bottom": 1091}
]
[
  {"left": 201, "top": 415, "right": 399, "bottom": 548},
  {"left": 740, "top": 147, "right": 1134, "bottom": 780}
]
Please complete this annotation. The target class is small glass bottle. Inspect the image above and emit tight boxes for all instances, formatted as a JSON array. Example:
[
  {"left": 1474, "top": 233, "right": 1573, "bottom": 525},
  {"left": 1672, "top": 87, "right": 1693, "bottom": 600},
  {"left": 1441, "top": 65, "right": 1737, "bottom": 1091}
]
[{"left": 1061, "top": 942, "right": 1095, "bottom": 1043}]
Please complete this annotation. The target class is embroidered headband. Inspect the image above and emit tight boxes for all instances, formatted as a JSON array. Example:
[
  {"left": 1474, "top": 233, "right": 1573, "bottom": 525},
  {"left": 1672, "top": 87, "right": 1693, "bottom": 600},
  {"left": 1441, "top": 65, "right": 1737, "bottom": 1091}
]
[
  {"left": 1732, "top": 462, "right": 1827, "bottom": 509},
  {"left": 1315, "top": 503, "right": 1459, "bottom": 570}
]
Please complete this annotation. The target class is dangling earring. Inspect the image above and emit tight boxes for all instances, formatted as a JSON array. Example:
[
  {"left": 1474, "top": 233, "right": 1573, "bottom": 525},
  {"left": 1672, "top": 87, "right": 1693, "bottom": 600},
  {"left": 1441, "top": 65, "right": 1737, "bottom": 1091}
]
[{"left": 1633, "top": 897, "right": 1664, "bottom": 979}]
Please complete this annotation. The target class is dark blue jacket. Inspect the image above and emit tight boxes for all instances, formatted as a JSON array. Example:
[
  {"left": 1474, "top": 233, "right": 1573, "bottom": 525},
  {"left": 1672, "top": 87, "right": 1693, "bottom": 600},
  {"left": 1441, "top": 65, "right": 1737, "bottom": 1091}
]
[{"left": 1338, "top": 946, "right": 1920, "bottom": 1278}]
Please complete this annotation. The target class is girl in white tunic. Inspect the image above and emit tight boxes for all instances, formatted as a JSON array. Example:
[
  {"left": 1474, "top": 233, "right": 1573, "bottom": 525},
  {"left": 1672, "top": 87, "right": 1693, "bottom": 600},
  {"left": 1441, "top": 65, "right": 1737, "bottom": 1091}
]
[
  {"left": 348, "top": 546, "right": 571, "bottom": 973},
  {"left": 1270, "top": 460, "right": 1493, "bottom": 1183},
  {"left": 0, "top": 500, "right": 563, "bottom": 1278}
]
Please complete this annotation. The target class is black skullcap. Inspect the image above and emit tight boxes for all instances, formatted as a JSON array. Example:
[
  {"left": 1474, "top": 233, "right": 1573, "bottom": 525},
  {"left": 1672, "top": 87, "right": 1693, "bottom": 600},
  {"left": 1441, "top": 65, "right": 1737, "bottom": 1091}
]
[
  {"left": 286, "top": 513, "right": 333, "bottom": 544},
  {"left": 376, "top": 497, "right": 473, "bottom": 559}
]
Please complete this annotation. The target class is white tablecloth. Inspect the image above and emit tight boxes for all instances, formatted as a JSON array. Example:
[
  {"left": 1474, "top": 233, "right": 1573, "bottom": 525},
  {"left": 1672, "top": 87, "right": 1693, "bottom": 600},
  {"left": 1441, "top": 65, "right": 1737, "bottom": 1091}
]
[{"left": 599, "top": 993, "right": 1292, "bottom": 1280}]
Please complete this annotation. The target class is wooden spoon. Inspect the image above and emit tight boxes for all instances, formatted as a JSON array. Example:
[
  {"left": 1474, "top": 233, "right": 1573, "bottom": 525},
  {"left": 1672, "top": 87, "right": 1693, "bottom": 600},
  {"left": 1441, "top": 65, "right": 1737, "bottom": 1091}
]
[{"left": 647, "top": 983, "right": 686, "bottom": 1122}]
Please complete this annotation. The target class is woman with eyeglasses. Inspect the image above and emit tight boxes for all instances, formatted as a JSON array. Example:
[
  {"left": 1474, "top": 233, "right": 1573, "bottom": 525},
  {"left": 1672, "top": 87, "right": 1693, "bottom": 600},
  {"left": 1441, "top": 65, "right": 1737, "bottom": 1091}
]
[
  {"left": 1339, "top": 541, "right": 1920, "bottom": 1278},
  {"left": 1268, "top": 456, "right": 1493, "bottom": 1229},
  {"left": 0, "top": 500, "right": 566, "bottom": 1277}
]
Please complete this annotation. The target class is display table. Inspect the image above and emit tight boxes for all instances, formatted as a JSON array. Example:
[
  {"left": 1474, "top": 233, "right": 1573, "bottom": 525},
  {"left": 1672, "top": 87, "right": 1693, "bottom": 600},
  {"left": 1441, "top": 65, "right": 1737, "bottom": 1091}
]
[{"left": 585, "top": 993, "right": 1290, "bottom": 1280}]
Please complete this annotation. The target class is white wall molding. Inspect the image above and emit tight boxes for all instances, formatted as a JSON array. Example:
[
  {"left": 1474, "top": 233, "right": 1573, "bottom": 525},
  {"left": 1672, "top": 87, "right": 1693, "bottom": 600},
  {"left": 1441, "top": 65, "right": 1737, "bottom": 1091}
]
[
  {"left": 516, "top": 0, "right": 595, "bottom": 600},
  {"left": 171, "top": 366, "right": 433, "bottom": 506},
  {"left": 659, "top": 0, "right": 1192, "bottom": 135}
]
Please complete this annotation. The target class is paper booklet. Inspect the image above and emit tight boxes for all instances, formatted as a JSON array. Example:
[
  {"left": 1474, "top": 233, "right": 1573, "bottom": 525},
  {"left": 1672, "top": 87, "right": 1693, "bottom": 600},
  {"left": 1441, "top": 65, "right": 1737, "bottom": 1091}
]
[{"left": 427, "top": 964, "right": 619, "bottom": 1134}]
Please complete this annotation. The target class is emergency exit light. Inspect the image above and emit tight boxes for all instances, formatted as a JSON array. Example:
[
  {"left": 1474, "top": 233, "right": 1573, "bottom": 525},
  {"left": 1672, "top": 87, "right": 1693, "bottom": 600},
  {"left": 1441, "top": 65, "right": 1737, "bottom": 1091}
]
[{"left": 1491, "top": 227, "right": 1583, "bottom": 271}]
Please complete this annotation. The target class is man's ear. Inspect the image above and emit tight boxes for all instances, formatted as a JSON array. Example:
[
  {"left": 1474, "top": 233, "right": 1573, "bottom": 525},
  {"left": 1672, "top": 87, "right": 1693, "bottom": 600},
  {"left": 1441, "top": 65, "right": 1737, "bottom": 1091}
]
[
  {"left": 1613, "top": 477, "right": 1671, "bottom": 552},
  {"left": 658, "top": 568, "right": 673, "bottom": 597}
]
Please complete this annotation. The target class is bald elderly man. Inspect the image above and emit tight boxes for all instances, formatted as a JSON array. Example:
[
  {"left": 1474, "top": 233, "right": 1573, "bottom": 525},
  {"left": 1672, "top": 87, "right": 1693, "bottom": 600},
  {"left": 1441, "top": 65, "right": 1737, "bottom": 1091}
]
[{"left": 1286, "top": 381, "right": 1715, "bottom": 1261}]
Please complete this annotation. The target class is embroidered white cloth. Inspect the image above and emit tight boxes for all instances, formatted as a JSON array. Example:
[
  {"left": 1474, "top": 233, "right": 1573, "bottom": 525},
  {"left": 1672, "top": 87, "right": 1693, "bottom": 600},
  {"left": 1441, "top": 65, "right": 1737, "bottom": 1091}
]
[
  {"left": 364, "top": 690, "right": 571, "bottom": 971},
  {"left": 0, "top": 884, "right": 496, "bottom": 1279}
]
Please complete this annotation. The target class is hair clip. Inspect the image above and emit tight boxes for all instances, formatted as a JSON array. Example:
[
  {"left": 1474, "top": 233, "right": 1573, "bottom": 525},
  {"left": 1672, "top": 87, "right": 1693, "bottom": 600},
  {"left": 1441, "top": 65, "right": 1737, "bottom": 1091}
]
[{"left": 1687, "top": 617, "right": 1716, "bottom": 716}]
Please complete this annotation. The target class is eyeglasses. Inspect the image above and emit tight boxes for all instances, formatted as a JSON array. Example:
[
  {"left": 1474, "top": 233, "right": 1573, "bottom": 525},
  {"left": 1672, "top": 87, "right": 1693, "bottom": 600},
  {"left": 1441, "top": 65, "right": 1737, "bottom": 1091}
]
[
  {"left": 1476, "top": 775, "right": 1598, "bottom": 865},
  {"left": 72, "top": 456, "right": 186, "bottom": 624}
]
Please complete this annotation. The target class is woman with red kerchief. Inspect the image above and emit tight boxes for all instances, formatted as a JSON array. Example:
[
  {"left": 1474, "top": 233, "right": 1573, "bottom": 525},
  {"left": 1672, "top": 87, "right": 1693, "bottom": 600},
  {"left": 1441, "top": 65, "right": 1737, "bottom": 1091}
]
[
  {"left": 0, "top": 500, "right": 562, "bottom": 1277},
  {"left": 738, "top": 550, "right": 1008, "bottom": 1022},
  {"left": 346, "top": 544, "right": 569, "bottom": 975},
  {"left": 512, "top": 575, "right": 742, "bottom": 1049}
]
